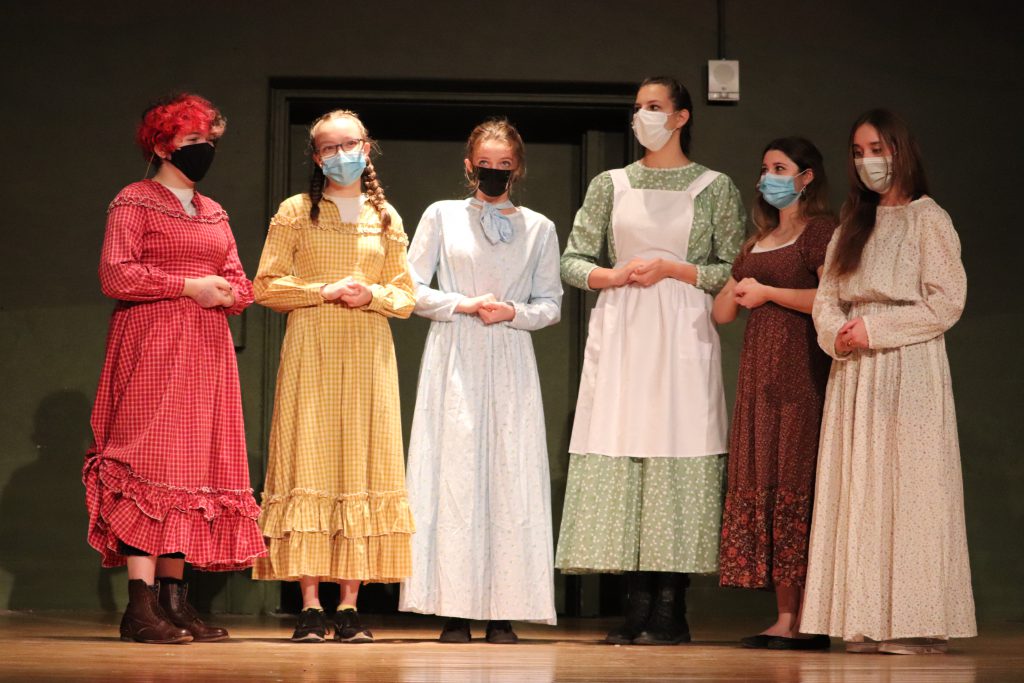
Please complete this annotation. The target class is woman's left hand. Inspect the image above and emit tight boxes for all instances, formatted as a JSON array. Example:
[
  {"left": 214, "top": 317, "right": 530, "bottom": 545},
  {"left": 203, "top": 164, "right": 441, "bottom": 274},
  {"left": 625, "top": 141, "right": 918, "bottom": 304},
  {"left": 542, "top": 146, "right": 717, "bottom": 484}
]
[
  {"left": 478, "top": 301, "right": 516, "bottom": 325},
  {"left": 837, "top": 317, "right": 870, "bottom": 350},
  {"left": 734, "top": 277, "right": 771, "bottom": 309},
  {"left": 628, "top": 258, "right": 673, "bottom": 287},
  {"left": 338, "top": 282, "right": 373, "bottom": 308}
]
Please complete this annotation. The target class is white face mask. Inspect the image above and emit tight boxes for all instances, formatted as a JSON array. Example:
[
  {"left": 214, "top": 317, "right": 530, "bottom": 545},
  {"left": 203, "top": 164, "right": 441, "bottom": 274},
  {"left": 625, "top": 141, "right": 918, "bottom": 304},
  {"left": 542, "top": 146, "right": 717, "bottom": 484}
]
[
  {"left": 855, "top": 156, "right": 894, "bottom": 193},
  {"left": 632, "top": 109, "right": 674, "bottom": 152}
]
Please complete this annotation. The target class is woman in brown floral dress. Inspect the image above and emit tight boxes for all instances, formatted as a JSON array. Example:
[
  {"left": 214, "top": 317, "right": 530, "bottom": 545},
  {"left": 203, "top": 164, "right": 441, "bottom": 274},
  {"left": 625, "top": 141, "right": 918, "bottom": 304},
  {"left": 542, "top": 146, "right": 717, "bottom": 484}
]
[{"left": 713, "top": 137, "right": 836, "bottom": 650}]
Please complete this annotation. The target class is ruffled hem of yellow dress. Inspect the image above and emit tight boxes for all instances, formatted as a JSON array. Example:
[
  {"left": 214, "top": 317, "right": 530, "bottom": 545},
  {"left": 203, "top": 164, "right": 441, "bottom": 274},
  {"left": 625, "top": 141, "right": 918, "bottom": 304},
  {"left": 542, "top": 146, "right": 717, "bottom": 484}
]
[
  {"left": 253, "top": 488, "right": 413, "bottom": 582},
  {"left": 258, "top": 488, "right": 414, "bottom": 537},
  {"left": 252, "top": 531, "right": 411, "bottom": 583}
]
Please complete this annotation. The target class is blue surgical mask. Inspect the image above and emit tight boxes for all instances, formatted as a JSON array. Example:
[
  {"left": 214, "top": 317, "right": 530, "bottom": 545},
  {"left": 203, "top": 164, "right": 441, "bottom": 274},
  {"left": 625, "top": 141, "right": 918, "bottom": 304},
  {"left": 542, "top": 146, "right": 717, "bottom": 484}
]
[
  {"left": 321, "top": 147, "right": 366, "bottom": 186},
  {"left": 757, "top": 171, "right": 805, "bottom": 209}
]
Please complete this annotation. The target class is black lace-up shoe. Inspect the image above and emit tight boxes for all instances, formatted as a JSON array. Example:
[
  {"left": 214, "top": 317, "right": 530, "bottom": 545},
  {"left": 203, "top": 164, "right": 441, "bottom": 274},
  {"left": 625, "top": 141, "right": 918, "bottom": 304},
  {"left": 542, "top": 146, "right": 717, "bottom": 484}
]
[
  {"left": 333, "top": 609, "right": 373, "bottom": 643},
  {"left": 291, "top": 608, "right": 328, "bottom": 642}
]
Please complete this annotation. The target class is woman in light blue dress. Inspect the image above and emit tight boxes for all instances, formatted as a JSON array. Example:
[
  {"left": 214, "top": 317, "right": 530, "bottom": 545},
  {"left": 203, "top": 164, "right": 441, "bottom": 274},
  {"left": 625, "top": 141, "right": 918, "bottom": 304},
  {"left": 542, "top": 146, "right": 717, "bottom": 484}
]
[{"left": 398, "top": 118, "right": 562, "bottom": 644}]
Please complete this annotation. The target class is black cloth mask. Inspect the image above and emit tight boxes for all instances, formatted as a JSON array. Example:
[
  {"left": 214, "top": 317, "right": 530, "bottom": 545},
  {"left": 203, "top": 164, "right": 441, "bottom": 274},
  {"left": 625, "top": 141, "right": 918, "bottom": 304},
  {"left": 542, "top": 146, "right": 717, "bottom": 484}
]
[
  {"left": 475, "top": 166, "right": 512, "bottom": 198},
  {"left": 168, "top": 142, "right": 216, "bottom": 182}
]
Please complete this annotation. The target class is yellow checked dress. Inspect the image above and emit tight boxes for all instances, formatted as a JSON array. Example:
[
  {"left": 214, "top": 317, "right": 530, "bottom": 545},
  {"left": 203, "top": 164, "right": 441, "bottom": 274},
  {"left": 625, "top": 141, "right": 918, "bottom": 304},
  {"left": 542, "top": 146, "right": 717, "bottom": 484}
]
[{"left": 252, "top": 194, "right": 416, "bottom": 583}]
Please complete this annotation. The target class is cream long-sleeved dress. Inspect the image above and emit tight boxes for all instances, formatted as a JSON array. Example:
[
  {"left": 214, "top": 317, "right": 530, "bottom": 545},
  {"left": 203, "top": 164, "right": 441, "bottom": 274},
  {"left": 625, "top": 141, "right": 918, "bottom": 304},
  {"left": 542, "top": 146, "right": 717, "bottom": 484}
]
[{"left": 802, "top": 196, "right": 977, "bottom": 641}]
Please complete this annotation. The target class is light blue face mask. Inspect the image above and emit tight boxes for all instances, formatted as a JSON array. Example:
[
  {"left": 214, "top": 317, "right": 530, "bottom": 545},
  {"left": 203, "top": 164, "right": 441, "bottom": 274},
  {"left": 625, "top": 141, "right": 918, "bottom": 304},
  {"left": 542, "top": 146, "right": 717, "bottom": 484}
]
[
  {"left": 321, "top": 146, "right": 366, "bottom": 186},
  {"left": 757, "top": 171, "right": 806, "bottom": 209}
]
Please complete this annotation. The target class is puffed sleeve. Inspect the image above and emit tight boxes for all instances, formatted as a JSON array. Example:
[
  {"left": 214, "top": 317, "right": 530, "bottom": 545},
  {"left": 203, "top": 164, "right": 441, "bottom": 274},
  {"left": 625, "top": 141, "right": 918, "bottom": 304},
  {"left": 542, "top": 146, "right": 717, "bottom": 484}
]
[
  {"left": 99, "top": 203, "right": 185, "bottom": 301},
  {"left": 364, "top": 208, "right": 416, "bottom": 319},
  {"left": 508, "top": 220, "right": 563, "bottom": 331},
  {"left": 862, "top": 205, "right": 966, "bottom": 349},
  {"left": 219, "top": 221, "right": 254, "bottom": 316},
  {"left": 560, "top": 172, "right": 614, "bottom": 291},
  {"left": 253, "top": 205, "right": 326, "bottom": 313},
  {"left": 799, "top": 216, "right": 838, "bottom": 276},
  {"left": 694, "top": 176, "right": 746, "bottom": 295},
  {"left": 730, "top": 244, "right": 748, "bottom": 280},
  {"left": 812, "top": 231, "right": 853, "bottom": 361},
  {"left": 407, "top": 204, "right": 466, "bottom": 322}
]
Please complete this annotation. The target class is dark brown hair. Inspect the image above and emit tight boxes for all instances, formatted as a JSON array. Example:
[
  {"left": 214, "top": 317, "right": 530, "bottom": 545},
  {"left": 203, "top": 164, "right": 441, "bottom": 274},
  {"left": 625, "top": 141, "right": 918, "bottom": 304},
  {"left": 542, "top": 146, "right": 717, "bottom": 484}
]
[
  {"left": 639, "top": 76, "right": 694, "bottom": 154},
  {"left": 748, "top": 136, "right": 834, "bottom": 249},
  {"left": 464, "top": 117, "right": 527, "bottom": 193},
  {"left": 307, "top": 110, "right": 392, "bottom": 233},
  {"left": 831, "top": 109, "right": 929, "bottom": 276}
]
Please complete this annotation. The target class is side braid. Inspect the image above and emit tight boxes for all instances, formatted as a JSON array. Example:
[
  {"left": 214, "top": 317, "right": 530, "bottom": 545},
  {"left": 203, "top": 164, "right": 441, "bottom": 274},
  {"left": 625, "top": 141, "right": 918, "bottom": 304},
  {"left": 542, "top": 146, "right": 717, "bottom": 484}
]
[
  {"left": 308, "top": 163, "right": 325, "bottom": 224},
  {"left": 361, "top": 159, "right": 392, "bottom": 235}
]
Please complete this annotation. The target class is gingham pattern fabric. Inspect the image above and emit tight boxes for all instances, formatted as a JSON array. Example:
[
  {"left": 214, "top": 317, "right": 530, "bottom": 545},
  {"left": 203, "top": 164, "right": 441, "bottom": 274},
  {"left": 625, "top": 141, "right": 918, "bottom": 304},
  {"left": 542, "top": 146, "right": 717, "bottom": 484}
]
[
  {"left": 83, "top": 180, "right": 265, "bottom": 571},
  {"left": 252, "top": 194, "right": 416, "bottom": 583}
]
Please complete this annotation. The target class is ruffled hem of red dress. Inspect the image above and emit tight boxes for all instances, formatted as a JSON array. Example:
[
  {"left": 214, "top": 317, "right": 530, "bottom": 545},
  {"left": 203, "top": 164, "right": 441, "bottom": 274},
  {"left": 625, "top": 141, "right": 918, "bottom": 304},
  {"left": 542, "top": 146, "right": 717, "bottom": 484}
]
[{"left": 83, "top": 456, "right": 266, "bottom": 571}]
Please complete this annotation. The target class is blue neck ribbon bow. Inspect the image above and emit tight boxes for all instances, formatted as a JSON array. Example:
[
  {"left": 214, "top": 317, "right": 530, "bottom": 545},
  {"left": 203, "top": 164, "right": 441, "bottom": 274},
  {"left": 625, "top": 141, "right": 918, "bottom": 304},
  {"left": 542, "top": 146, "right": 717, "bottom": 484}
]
[{"left": 473, "top": 198, "right": 516, "bottom": 244}]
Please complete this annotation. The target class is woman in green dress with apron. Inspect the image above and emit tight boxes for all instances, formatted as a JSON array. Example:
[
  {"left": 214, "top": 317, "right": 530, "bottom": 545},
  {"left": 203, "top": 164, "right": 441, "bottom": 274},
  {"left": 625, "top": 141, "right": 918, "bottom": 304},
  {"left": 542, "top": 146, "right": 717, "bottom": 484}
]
[{"left": 556, "top": 76, "right": 745, "bottom": 645}]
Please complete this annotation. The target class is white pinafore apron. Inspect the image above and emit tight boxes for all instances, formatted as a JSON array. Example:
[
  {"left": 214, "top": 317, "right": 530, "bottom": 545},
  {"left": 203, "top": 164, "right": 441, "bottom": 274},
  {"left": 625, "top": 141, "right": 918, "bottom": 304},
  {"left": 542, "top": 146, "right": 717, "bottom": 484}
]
[{"left": 568, "top": 168, "right": 728, "bottom": 459}]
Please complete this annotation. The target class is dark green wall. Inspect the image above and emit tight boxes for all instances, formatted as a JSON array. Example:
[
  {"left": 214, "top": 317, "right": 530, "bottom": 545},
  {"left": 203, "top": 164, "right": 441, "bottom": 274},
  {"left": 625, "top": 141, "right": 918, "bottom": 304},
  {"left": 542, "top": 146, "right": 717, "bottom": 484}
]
[{"left": 1, "top": 1, "right": 1020, "bottom": 620}]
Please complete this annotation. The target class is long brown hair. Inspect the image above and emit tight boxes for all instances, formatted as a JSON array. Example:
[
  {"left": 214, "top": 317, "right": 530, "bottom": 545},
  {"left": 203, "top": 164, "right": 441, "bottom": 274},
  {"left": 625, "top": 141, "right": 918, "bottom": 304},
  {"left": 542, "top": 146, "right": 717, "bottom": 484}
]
[
  {"left": 307, "top": 109, "right": 392, "bottom": 233},
  {"left": 464, "top": 117, "right": 527, "bottom": 194},
  {"left": 831, "top": 109, "right": 929, "bottom": 276},
  {"left": 747, "top": 136, "right": 833, "bottom": 250}
]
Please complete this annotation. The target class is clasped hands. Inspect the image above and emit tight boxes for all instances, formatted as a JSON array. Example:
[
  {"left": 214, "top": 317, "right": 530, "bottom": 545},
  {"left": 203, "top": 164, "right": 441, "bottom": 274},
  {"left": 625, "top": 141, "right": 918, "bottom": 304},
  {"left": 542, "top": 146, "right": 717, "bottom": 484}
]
[
  {"left": 608, "top": 258, "right": 681, "bottom": 288},
  {"left": 183, "top": 275, "right": 235, "bottom": 309},
  {"left": 732, "top": 277, "right": 775, "bottom": 309},
  {"left": 835, "top": 317, "right": 869, "bottom": 355},
  {"left": 321, "top": 277, "right": 373, "bottom": 307},
  {"left": 455, "top": 293, "right": 516, "bottom": 325}
]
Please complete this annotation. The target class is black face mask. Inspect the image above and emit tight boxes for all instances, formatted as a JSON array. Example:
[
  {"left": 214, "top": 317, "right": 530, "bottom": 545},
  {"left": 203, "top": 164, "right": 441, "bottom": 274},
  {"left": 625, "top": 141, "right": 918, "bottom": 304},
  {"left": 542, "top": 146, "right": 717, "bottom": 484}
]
[
  {"left": 475, "top": 166, "right": 512, "bottom": 198},
  {"left": 167, "top": 142, "right": 216, "bottom": 182}
]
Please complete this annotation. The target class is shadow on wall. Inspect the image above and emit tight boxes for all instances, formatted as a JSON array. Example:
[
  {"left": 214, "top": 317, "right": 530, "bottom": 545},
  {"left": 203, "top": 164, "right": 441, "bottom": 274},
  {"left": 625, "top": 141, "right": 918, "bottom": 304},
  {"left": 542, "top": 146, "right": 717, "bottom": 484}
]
[{"left": 0, "top": 390, "right": 119, "bottom": 611}]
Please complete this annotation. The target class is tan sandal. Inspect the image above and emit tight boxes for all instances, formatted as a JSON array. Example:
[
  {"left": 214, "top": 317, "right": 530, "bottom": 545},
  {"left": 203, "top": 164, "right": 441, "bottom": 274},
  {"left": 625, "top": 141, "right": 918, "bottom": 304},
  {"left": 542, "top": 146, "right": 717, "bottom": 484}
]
[
  {"left": 844, "top": 635, "right": 879, "bottom": 653},
  {"left": 878, "top": 638, "right": 948, "bottom": 655}
]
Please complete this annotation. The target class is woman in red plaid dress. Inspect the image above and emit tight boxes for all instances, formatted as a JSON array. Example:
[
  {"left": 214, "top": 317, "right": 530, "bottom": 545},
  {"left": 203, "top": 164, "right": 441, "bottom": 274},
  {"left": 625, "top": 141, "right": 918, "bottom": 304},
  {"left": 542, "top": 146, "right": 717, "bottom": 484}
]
[{"left": 83, "top": 93, "right": 264, "bottom": 644}]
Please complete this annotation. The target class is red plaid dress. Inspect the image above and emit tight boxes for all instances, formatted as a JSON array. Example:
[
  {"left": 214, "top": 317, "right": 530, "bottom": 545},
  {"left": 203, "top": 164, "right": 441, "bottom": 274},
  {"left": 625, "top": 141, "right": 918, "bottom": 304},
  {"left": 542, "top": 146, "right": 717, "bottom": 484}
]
[{"left": 83, "top": 180, "right": 265, "bottom": 570}]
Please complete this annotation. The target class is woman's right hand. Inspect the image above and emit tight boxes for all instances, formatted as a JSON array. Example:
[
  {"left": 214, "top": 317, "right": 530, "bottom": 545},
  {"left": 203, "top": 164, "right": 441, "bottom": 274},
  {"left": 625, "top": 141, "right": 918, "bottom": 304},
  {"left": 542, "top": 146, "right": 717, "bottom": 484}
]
[
  {"left": 589, "top": 259, "right": 643, "bottom": 289},
  {"left": 320, "top": 277, "right": 355, "bottom": 302},
  {"left": 455, "top": 293, "right": 497, "bottom": 314},
  {"left": 837, "top": 317, "right": 869, "bottom": 352},
  {"left": 183, "top": 275, "right": 234, "bottom": 308}
]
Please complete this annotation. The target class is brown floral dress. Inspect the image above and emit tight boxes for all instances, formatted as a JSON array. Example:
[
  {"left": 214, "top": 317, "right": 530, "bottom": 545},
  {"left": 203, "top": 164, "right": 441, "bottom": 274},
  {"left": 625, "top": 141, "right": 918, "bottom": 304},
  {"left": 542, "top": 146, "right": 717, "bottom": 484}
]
[{"left": 718, "top": 216, "right": 836, "bottom": 589}]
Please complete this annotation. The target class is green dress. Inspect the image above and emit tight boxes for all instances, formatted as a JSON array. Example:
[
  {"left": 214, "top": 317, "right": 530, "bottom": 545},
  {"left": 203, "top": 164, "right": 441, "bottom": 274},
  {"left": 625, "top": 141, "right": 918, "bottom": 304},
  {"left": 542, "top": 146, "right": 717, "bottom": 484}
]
[{"left": 555, "top": 161, "right": 745, "bottom": 574}]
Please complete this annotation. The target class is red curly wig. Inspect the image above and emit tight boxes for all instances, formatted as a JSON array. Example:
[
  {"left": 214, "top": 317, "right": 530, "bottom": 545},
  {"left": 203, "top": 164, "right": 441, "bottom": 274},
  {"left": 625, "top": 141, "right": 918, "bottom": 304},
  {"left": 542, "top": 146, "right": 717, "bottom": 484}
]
[{"left": 135, "top": 93, "right": 226, "bottom": 163}]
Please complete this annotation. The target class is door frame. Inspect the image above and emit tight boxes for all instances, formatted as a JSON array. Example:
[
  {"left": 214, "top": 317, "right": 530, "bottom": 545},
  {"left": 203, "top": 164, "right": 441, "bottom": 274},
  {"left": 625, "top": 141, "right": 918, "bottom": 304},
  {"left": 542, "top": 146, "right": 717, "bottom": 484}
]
[{"left": 262, "top": 78, "right": 636, "bottom": 615}]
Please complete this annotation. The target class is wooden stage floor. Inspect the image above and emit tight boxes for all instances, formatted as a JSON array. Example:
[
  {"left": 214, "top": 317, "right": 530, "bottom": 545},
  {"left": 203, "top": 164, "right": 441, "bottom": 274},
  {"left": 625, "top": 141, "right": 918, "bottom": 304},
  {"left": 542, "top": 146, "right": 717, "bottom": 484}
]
[{"left": 1, "top": 611, "right": 1021, "bottom": 682}]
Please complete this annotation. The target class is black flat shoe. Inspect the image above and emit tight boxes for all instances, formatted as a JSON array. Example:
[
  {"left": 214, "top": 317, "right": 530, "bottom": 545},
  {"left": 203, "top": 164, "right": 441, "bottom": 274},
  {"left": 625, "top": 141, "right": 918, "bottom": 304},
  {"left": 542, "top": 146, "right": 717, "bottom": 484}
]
[
  {"left": 485, "top": 620, "right": 518, "bottom": 644},
  {"left": 439, "top": 617, "right": 471, "bottom": 643},
  {"left": 740, "top": 633, "right": 776, "bottom": 649},
  {"left": 765, "top": 634, "right": 832, "bottom": 651}
]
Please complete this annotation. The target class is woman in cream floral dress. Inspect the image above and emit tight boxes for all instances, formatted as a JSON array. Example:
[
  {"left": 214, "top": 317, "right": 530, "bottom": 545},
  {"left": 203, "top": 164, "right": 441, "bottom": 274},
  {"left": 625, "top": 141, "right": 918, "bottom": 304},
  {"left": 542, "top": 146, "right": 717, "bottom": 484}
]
[{"left": 802, "top": 109, "right": 976, "bottom": 654}]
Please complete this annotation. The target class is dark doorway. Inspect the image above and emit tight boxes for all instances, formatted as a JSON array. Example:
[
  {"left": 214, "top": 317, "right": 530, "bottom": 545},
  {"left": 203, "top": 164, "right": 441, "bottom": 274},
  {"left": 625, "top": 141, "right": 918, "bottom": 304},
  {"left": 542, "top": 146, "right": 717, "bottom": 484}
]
[{"left": 263, "top": 79, "right": 635, "bottom": 617}]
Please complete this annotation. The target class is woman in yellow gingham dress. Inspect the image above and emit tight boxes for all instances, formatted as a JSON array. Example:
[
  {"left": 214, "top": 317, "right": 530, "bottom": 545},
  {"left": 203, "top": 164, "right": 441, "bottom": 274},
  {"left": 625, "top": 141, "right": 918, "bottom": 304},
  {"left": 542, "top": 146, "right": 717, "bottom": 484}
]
[{"left": 253, "top": 110, "right": 416, "bottom": 643}]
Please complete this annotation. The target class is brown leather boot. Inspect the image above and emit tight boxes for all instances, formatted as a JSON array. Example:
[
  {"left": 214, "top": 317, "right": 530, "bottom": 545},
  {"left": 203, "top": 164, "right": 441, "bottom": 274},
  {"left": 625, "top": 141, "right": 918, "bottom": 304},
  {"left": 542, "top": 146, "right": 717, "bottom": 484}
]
[
  {"left": 158, "top": 578, "right": 229, "bottom": 642},
  {"left": 120, "top": 579, "right": 192, "bottom": 644}
]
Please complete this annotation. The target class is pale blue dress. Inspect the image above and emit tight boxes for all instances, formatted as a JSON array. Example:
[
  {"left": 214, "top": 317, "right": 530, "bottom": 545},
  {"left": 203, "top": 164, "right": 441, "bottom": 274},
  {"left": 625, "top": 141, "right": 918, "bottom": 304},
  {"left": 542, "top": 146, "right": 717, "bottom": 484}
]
[{"left": 398, "top": 198, "right": 562, "bottom": 624}]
